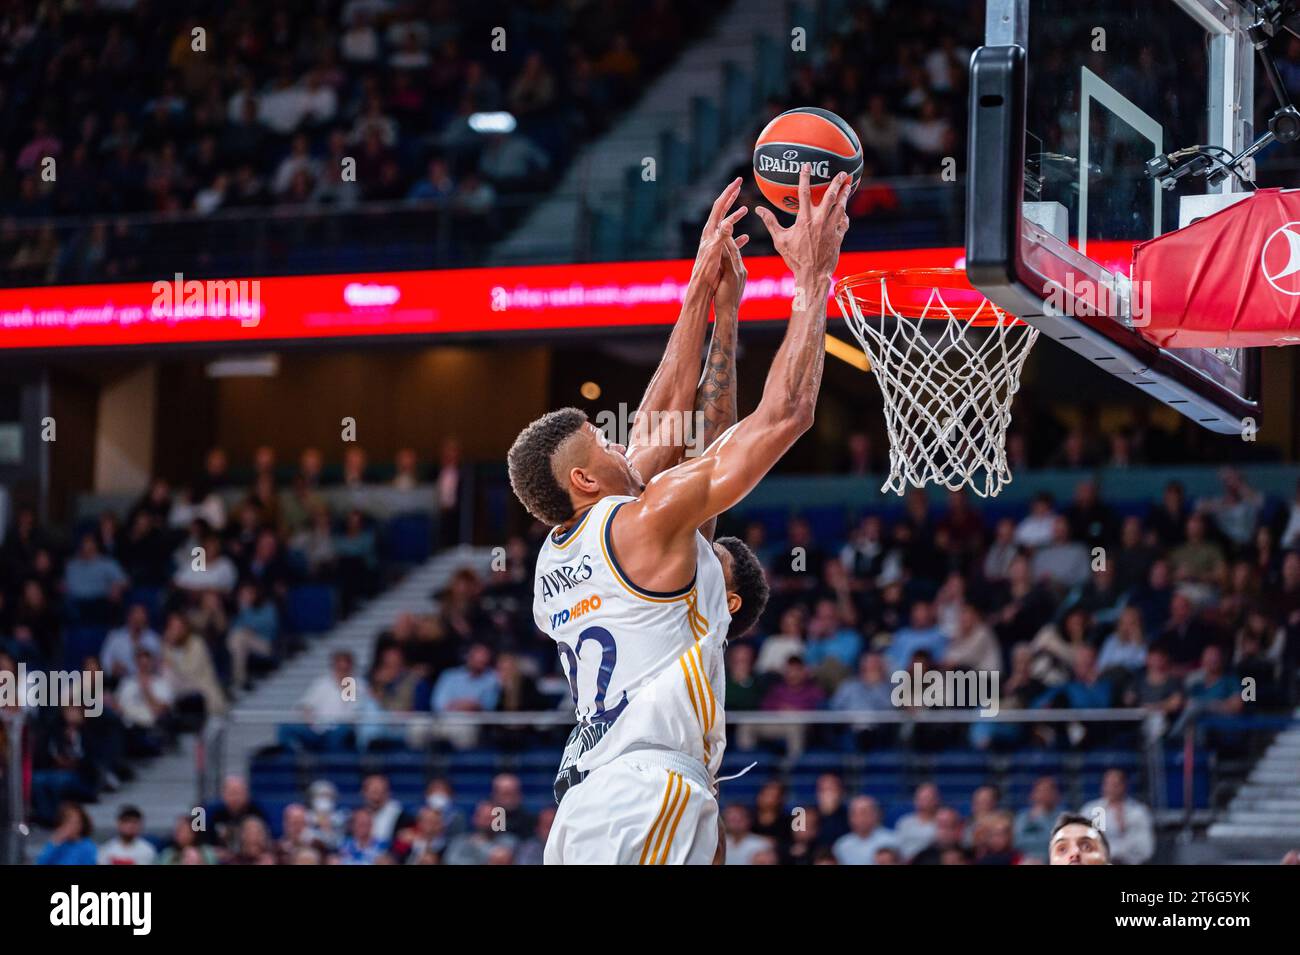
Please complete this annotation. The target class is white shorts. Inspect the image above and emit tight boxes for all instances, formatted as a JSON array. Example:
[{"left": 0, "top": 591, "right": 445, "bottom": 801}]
[{"left": 544, "top": 749, "right": 719, "bottom": 865}]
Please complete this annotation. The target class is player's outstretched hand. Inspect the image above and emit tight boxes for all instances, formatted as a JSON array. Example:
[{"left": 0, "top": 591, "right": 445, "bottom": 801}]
[
  {"left": 754, "top": 164, "right": 850, "bottom": 281},
  {"left": 693, "top": 177, "right": 750, "bottom": 292},
  {"left": 714, "top": 234, "right": 747, "bottom": 316}
]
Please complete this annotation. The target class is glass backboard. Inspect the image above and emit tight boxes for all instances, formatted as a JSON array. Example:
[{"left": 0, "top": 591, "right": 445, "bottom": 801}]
[{"left": 967, "top": 0, "right": 1261, "bottom": 432}]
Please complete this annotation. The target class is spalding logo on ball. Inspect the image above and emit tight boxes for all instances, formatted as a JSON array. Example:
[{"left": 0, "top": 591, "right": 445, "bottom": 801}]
[{"left": 753, "top": 107, "right": 862, "bottom": 211}]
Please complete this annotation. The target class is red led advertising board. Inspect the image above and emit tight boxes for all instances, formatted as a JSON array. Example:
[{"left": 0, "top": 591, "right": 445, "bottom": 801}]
[{"left": 0, "top": 243, "right": 1135, "bottom": 351}]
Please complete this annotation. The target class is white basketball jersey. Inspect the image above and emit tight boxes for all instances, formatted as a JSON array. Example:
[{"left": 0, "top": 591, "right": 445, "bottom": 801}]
[{"left": 532, "top": 494, "right": 731, "bottom": 781}]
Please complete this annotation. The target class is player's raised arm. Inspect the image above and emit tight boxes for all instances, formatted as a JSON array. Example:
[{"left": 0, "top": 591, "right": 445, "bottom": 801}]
[
  {"left": 625, "top": 179, "right": 749, "bottom": 482},
  {"left": 694, "top": 233, "right": 744, "bottom": 541},
  {"left": 614, "top": 165, "right": 851, "bottom": 583}
]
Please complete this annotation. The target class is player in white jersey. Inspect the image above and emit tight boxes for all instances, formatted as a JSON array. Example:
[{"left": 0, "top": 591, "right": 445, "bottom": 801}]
[{"left": 509, "top": 165, "right": 851, "bottom": 864}]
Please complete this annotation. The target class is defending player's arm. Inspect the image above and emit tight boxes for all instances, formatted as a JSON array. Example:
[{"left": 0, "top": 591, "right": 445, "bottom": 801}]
[
  {"left": 626, "top": 179, "right": 749, "bottom": 482},
  {"left": 694, "top": 234, "right": 744, "bottom": 542},
  {"left": 614, "top": 165, "right": 851, "bottom": 587}
]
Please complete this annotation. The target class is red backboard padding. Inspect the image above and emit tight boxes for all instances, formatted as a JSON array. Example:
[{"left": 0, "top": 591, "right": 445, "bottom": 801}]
[{"left": 1132, "top": 187, "right": 1300, "bottom": 348}]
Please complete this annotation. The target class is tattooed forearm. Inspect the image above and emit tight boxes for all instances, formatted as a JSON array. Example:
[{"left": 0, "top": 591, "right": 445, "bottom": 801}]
[{"left": 695, "top": 307, "right": 738, "bottom": 540}]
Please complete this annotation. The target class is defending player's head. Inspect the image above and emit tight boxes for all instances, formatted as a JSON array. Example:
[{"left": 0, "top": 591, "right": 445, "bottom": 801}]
[
  {"left": 507, "top": 407, "right": 643, "bottom": 526},
  {"left": 1048, "top": 813, "right": 1110, "bottom": 865},
  {"left": 712, "top": 536, "right": 769, "bottom": 639}
]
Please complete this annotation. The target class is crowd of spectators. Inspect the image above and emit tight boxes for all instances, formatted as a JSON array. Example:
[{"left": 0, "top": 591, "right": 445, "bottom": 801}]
[
  {"left": 0, "top": 0, "right": 716, "bottom": 282},
  {"left": 33, "top": 765, "right": 1155, "bottom": 865},
  {"left": 0, "top": 439, "right": 468, "bottom": 826}
]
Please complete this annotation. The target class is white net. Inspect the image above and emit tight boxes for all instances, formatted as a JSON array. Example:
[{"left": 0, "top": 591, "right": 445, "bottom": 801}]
[{"left": 836, "top": 272, "right": 1039, "bottom": 498}]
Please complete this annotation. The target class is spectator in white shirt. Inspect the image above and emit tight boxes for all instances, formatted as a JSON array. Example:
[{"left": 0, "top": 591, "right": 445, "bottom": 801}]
[
  {"left": 97, "top": 806, "right": 157, "bottom": 865},
  {"left": 101, "top": 603, "right": 162, "bottom": 682},
  {"left": 893, "top": 782, "right": 942, "bottom": 861},
  {"left": 172, "top": 532, "right": 238, "bottom": 594},
  {"left": 1031, "top": 516, "right": 1092, "bottom": 589},
  {"left": 1014, "top": 494, "right": 1058, "bottom": 550},
  {"left": 722, "top": 804, "right": 774, "bottom": 865},
  {"left": 755, "top": 606, "right": 807, "bottom": 675},
  {"left": 832, "top": 796, "right": 901, "bottom": 865},
  {"left": 1079, "top": 769, "right": 1155, "bottom": 864},
  {"left": 280, "top": 651, "right": 368, "bottom": 751},
  {"left": 117, "top": 649, "right": 176, "bottom": 729}
]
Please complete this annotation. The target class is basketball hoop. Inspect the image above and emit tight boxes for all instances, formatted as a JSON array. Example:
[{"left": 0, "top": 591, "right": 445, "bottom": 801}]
[{"left": 835, "top": 268, "right": 1039, "bottom": 498}]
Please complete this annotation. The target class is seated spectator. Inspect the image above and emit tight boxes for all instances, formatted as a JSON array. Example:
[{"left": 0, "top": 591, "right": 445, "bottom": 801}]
[
  {"left": 972, "top": 811, "right": 1021, "bottom": 865},
  {"left": 227, "top": 816, "right": 277, "bottom": 865},
  {"left": 116, "top": 648, "right": 176, "bottom": 738},
  {"left": 832, "top": 796, "right": 900, "bottom": 865},
  {"left": 981, "top": 518, "right": 1018, "bottom": 583},
  {"left": 431, "top": 642, "right": 501, "bottom": 749},
  {"left": 65, "top": 532, "right": 129, "bottom": 613},
  {"left": 802, "top": 597, "right": 862, "bottom": 681},
  {"left": 910, "top": 806, "right": 965, "bottom": 865},
  {"left": 359, "top": 774, "right": 411, "bottom": 845},
  {"left": 207, "top": 774, "right": 269, "bottom": 854},
  {"left": 1181, "top": 644, "right": 1244, "bottom": 722},
  {"left": 755, "top": 607, "right": 807, "bottom": 675},
  {"left": 160, "top": 610, "right": 227, "bottom": 721},
  {"left": 942, "top": 603, "right": 1001, "bottom": 673},
  {"left": 1033, "top": 644, "right": 1114, "bottom": 713},
  {"left": 1130, "top": 558, "right": 1175, "bottom": 635},
  {"left": 1169, "top": 515, "right": 1227, "bottom": 588},
  {"left": 761, "top": 656, "right": 825, "bottom": 712},
  {"left": 1096, "top": 606, "right": 1148, "bottom": 676},
  {"left": 431, "top": 642, "right": 500, "bottom": 713},
  {"left": 100, "top": 603, "right": 162, "bottom": 685},
  {"left": 1234, "top": 614, "right": 1282, "bottom": 706},
  {"left": 281, "top": 651, "right": 365, "bottom": 752},
  {"left": 172, "top": 532, "right": 238, "bottom": 594},
  {"left": 1127, "top": 645, "right": 1185, "bottom": 732},
  {"left": 1113, "top": 515, "right": 1160, "bottom": 592},
  {"left": 291, "top": 504, "right": 337, "bottom": 577},
  {"left": 368, "top": 644, "right": 419, "bottom": 712},
  {"left": 443, "top": 800, "right": 519, "bottom": 865},
  {"left": 226, "top": 583, "right": 279, "bottom": 692},
  {"left": 391, "top": 806, "right": 451, "bottom": 865},
  {"left": 392, "top": 447, "right": 421, "bottom": 489},
  {"left": 1066, "top": 479, "right": 1117, "bottom": 550},
  {"left": 35, "top": 803, "right": 98, "bottom": 865},
  {"left": 991, "top": 554, "right": 1056, "bottom": 650},
  {"left": 829, "top": 651, "right": 894, "bottom": 710},
  {"left": 886, "top": 601, "right": 948, "bottom": 672},
  {"left": 1079, "top": 769, "right": 1154, "bottom": 865},
  {"left": 1031, "top": 516, "right": 1090, "bottom": 590},
  {"left": 1029, "top": 607, "right": 1095, "bottom": 686},
  {"left": 304, "top": 779, "right": 346, "bottom": 852},
  {"left": 1159, "top": 591, "right": 1220, "bottom": 674},
  {"left": 97, "top": 805, "right": 157, "bottom": 865},
  {"left": 893, "top": 782, "right": 942, "bottom": 861},
  {"left": 1197, "top": 468, "right": 1262, "bottom": 550},
  {"left": 812, "top": 774, "right": 850, "bottom": 845},
  {"left": 1013, "top": 777, "right": 1062, "bottom": 861},
  {"left": 157, "top": 814, "right": 220, "bottom": 865},
  {"left": 1148, "top": 480, "right": 1189, "bottom": 547},
  {"left": 1014, "top": 494, "right": 1057, "bottom": 549},
  {"left": 723, "top": 804, "right": 774, "bottom": 866}
]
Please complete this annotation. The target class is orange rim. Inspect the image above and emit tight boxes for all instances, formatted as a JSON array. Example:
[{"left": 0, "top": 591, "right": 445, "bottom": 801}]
[{"left": 835, "top": 268, "right": 1023, "bottom": 327}]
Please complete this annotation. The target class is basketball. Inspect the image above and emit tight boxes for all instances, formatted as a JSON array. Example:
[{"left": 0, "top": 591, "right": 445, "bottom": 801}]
[{"left": 753, "top": 107, "right": 863, "bottom": 211}]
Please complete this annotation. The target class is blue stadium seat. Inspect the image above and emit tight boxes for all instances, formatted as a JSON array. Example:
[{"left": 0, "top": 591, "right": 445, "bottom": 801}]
[{"left": 285, "top": 584, "right": 335, "bottom": 633}]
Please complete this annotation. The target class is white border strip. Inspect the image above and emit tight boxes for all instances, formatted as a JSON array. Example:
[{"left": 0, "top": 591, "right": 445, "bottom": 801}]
[{"left": 1078, "top": 66, "right": 1164, "bottom": 256}]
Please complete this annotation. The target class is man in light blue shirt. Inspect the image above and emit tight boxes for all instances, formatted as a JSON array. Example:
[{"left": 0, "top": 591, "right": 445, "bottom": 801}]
[
  {"left": 432, "top": 642, "right": 501, "bottom": 713},
  {"left": 832, "top": 796, "right": 901, "bottom": 865},
  {"left": 65, "top": 533, "right": 128, "bottom": 601},
  {"left": 886, "top": 601, "right": 948, "bottom": 672}
]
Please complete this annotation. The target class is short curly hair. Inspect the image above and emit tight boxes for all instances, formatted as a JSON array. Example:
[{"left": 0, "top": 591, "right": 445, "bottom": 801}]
[
  {"left": 716, "top": 536, "right": 769, "bottom": 639},
  {"left": 507, "top": 407, "right": 588, "bottom": 525}
]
